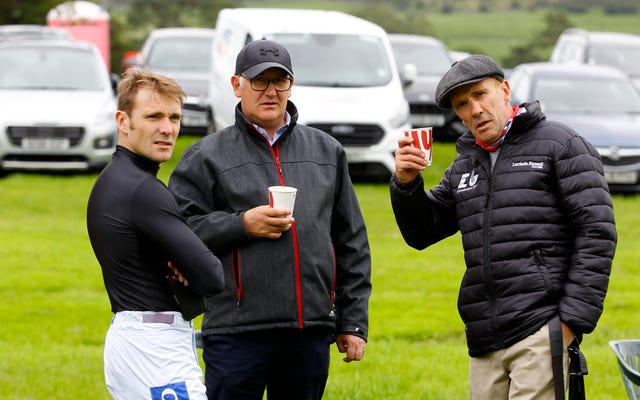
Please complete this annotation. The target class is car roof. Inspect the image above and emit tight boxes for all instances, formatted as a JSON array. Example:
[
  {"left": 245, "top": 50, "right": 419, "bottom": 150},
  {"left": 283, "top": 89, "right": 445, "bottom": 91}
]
[
  {"left": 388, "top": 33, "right": 446, "bottom": 46},
  {"left": 147, "top": 27, "right": 215, "bottom": 38},
  {"left": 0, "top": 24, "right": 72, "bottom": 41},
  {"left": 0, "top": 37, "right": 96, "bottom": 52},
  {"left": 512, "top": 61, "right": 629, "bottom": 79},
  {"left": 560, "top": 29, "right": 640, "bottom": 45},
  {"left": 218, "top": 8, "right": 385, "bottom": 36},
  {"left": 586, "top": 31, "right": 640, "bottom": 45}
]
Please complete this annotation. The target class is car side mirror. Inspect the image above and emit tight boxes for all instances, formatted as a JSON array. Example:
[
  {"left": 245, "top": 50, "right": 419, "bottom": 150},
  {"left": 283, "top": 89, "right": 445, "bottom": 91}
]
[
  {"left": 110, "top": 73, "right": 120, "bottom": 94},
  {"left": 121, "top": 50, "right": 142, "bottom": 71},
  {"left": 400, "top": 63, "right": 417, "bottom": 88}
]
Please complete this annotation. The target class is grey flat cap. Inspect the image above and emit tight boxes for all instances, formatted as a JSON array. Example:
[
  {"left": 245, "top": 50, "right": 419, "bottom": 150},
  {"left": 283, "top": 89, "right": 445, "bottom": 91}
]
[{"left": 435, "top": 55, "right": 504, "bottom": 109}]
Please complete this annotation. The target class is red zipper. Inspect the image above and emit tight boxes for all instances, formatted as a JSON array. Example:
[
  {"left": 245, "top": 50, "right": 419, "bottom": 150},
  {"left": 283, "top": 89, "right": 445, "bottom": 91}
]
[
  {"left": 269, "top": 142, "right": 304, "bottom": 327},
  {"left": 232, "top": 248, "right": 241, "bottom": 310},
  {"left": 330, "top": 245, "right": 337, "bottom": 315}
]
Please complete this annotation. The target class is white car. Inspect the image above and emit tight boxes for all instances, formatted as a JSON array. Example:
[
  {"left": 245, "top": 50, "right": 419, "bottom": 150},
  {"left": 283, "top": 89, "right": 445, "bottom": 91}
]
[{"left": 0, "top": 38, "right": 117, "bottom": 174}]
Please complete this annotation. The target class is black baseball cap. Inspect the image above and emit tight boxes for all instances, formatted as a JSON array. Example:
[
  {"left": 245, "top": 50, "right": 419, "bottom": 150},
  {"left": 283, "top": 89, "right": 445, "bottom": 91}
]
[
  {"left": 235, "top": 38, "right": 294, "bottom": 79},
  {"left": 435, "top": 55, "right": 504, "bottom": 109}
]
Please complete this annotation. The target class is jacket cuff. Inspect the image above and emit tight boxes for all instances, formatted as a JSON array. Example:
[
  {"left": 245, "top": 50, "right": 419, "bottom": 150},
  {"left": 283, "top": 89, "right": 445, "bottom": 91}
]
[
  {"left": 391, "top": 172, "right": 423, "bottom": 194},
  {"left": 337, "top": 324, "right": 368, "bottom": 342}
]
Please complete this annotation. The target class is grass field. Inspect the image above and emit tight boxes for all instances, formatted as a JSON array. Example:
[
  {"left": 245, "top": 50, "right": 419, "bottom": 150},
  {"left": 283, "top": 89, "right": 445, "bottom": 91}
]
[{"left": 0, "top": 135, "right": 637, "bottom": 399}]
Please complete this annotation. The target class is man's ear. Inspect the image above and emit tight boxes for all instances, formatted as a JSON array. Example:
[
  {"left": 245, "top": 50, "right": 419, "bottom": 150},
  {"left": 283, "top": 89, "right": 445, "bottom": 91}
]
[
  {"left": 115, "top": 110, "right": 129, "bottom": 136},
  {"left": 502, "top": 80, "right": 511, "bottom": 104},
  {"left": 231, "top": 75, "right": 242, "bottom": 99}
]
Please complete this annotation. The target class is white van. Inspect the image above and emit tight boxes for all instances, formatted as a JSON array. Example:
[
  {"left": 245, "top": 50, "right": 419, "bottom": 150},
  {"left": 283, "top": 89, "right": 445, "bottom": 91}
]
[{"left": 209, "top": 8, "right": 411, "bottom": 178}]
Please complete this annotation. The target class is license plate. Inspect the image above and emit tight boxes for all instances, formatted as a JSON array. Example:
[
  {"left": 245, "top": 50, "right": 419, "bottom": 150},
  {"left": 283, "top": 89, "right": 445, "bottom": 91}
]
[
  {"left": 22, "top": 137, "right": 70, "bottom": 150},
  {"left": 181, "top": 115, "right": 208, "bottom": 127},
  {"left": 411, "top": 114, "right": 446, "bottom": 127},
  {"left": 605, "top": 171, "right": 638, "bottom": 184}
]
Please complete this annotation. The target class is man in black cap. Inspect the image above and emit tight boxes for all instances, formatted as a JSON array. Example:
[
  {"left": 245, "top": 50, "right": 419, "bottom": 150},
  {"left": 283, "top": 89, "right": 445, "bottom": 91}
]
[
  {"left": 169, "top": 39, "right": 371, "bottom": 400},
  {"left": 390, "top": 54, "right": 616, "bottom": 399}
]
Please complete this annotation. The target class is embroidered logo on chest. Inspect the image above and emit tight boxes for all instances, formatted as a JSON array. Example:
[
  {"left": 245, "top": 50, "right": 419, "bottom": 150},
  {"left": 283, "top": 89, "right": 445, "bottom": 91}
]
[
  {"left": 458, "top": 169, "right": 479, "bottom": 191},
  {"left": 512, "top": 160, "right": 544, "bottom": 169}
]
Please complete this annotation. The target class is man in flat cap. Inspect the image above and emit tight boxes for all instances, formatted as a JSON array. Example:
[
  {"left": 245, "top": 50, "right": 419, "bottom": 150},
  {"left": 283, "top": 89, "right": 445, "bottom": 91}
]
[
  {"left": 169, "top": 38, "right": 371, "bottom": 400},
  {"left": 390, "top": 54, "right": 616, "bottom": 399}
]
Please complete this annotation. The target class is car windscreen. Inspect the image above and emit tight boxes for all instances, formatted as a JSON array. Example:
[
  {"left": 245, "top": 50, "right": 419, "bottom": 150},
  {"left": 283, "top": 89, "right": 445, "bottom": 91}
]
[
  {"left": 269, "top": 33, "right": 392, "bottom": 87},
  {"left": 146, "top": 36, "right": 213, "bottom": 72},
  {"left": 391, "top": 41, "right": 451, "bottom": 76},
  {"left": 534, "top": 76, "right": 640, "bottom": 113},
  {"left": 0, "top": 45, "right": 104, "bottom": 91},
  {"left": 590, "top": 44, "right": 640, "bottom": 76}
]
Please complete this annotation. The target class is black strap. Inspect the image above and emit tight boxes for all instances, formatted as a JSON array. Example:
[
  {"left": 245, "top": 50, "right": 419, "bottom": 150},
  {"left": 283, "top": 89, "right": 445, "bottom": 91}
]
[
  {"left": 549, "top": 315, "right": 565, "bottom": 400},
  {"left": 549, "top": 315, "right": 589, "bottom": 400},
  {"left": 568, "top": 342, "right": 588, "bottom": 400}
]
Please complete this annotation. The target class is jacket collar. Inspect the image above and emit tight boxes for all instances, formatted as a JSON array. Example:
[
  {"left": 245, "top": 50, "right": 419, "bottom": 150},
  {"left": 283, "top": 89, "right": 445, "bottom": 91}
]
[
  {"left": 457, "top": 101, "right": 546, "bottom": 153},
  {"left": 234, "top": 100, "right": 299, "bottom": 140},
  {"left": 114, "top": 145, "right": 160, "bottom": 175}
]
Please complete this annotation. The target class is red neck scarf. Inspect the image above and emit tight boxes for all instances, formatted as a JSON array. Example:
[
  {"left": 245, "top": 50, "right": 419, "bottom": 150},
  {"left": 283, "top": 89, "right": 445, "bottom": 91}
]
[{"left": 476, "top": 105, "right": 523, "bottom": 152}]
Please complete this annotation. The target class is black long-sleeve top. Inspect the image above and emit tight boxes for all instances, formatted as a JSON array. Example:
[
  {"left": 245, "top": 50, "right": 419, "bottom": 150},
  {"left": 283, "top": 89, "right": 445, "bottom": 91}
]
[{"left": 87, "top": 146, "right": 224, "bottom": 313}]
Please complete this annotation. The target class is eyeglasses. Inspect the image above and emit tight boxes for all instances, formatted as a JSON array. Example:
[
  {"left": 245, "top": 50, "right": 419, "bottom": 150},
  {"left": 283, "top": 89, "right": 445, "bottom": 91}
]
[{"left": 241, "top": 74, "right": 292, "bottom": 92}]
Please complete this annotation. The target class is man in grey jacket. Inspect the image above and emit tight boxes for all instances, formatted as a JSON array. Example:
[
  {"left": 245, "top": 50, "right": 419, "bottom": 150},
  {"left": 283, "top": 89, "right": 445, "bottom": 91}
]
[
  {"left": 390, "top": 55, "right": 616, "bottom": 399},
  {"left": 169, "top": 39, "right": 371, "bottom": 400}
]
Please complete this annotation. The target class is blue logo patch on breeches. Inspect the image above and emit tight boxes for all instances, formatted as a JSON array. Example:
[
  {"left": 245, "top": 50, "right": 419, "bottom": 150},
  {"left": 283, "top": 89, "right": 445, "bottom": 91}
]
[{"left": 150, "top": 381, "right": 190, "bottom": 400}]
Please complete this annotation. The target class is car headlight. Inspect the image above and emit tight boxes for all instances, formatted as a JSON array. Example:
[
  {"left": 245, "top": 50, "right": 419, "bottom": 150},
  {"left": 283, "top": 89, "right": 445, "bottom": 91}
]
[
  {"left": 92, "top": 107, "right": 117, "bottom": 149},
  {"left": 389, "top": 101, "right": 411, "bottom": 128}
]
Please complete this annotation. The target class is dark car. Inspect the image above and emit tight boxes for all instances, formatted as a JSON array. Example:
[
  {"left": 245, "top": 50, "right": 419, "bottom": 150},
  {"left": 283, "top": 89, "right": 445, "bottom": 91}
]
[
  {"left": 389, "top": 33, "right": 466, "bottom": 141},
  {"left": 509, "top": 62, "right": 640, "bottom": 193},
  {"left": 132, "top": 27, "right": 216, "bottom": 135}
]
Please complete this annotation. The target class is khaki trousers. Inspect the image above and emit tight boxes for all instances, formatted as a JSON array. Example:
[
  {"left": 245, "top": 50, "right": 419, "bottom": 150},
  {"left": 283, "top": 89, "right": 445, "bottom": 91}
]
[{"left": 469, "top": 322, "right": 569, "bottom": 400}]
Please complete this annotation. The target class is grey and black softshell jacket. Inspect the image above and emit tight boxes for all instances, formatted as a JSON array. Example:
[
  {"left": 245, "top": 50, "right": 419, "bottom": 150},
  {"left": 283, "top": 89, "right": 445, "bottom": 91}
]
[{"left": 169, "top": 101, "right": 371, "bottom": 340}]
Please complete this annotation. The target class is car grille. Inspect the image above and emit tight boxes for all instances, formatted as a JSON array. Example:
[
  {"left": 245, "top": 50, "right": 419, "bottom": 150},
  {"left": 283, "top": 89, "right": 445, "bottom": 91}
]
[
  {"left": 182, "top": 103, "right": 207, "bottom": 112},
  {"left": 409, "top": 103, "right": 442, "bottom": 115},
  {"left": 7, "top": 126, "right": 84, "bottom": 147},
  {"left": 307, "top": 123, "right": 384, "bottom": 146},
  {"left": 601, "top": 154, "right": 640, "bottom": 167}
]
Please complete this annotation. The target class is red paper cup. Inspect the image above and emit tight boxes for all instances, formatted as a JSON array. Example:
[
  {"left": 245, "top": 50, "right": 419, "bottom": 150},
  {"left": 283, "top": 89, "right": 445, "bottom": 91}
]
[{"left": 404, "top": 127, "right": 433, "bottom": 166}]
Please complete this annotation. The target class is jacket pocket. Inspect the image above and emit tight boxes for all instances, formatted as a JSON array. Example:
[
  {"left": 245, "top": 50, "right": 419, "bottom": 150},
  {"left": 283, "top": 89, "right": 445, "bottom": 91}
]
[{"left": 533, "top": 249, "right": 553, "bottom": 293}]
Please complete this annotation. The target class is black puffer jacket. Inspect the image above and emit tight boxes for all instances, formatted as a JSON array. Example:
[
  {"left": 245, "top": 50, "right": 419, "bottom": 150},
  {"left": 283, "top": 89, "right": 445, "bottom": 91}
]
[{"left": 390, "top": 101, "right": 617, "bottom": 356}]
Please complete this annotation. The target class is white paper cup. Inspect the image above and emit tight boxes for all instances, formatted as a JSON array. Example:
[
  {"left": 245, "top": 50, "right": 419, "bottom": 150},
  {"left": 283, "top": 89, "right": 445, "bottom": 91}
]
[
  {"left": 268, "top": 186, "right": 297, "bottom": 217},
  {"left": 404, "top": 127, "right": 433, "bottom": 166}
]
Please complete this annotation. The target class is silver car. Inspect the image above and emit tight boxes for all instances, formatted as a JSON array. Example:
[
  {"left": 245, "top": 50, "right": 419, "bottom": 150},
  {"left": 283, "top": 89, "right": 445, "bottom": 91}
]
[
  {"left": 0, "top": 38, "right": 117, "bottom": 174},
  {"left": 133, "top": 27, "right": 215, "bottom": 135},
  {"left": 550, "top": 28, "right": 640, "bottom": 90}
]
